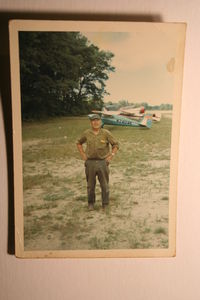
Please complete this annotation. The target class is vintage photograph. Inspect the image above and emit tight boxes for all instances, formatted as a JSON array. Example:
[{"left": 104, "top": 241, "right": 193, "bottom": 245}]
[{"left": 9, "top": 20, "right": 186, "bottom": 258}]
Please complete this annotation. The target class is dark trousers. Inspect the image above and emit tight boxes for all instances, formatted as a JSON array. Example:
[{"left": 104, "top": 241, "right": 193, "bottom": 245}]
[{"left": 85, "top": 159, "right": 109, "bottom": 206}]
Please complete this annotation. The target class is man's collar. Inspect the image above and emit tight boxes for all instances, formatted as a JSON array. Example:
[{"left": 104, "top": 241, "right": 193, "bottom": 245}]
[{"left": 90, "top": 128, "right": 101, "bottom": 135}]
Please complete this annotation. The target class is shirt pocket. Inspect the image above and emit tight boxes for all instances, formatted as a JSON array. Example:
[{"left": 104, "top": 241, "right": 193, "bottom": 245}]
[{"left": 98, "top": 139, "right": 107, "bottom": 149}]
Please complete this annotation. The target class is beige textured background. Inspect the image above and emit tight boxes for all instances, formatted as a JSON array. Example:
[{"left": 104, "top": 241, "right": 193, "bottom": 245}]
[{"left": 0, "top": 0, "right": 199, "bottom": 299}]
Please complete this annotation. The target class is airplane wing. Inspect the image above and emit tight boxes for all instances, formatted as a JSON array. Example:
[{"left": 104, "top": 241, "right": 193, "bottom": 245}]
[
  {"left": 139, "top": 115, "right": 152, "bottom": 128},
  {"left": 120, "top": 106, "right": 145, "bottom": 116},
  {"left": 92, "top": 110, "right": 121, "bottom": 116},
  {"left": 148, "top": 111, "right": 162, "bottom": 122}
]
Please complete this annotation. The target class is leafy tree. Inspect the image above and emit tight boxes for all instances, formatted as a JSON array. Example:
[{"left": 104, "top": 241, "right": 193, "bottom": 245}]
[{"left": 19, "top": 32, "right": 115, "bottom": 119}]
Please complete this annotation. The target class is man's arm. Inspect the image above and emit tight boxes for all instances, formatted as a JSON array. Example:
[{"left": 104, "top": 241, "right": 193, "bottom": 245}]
[
  {"left": 106, "top": 145, "right": 118, "bottom": 163},
  {"left": 106, "top": 131, "right": 119, "bottom": 163},
  {"left": 77, "top": 143, "right": 87, "bottom": 161}
]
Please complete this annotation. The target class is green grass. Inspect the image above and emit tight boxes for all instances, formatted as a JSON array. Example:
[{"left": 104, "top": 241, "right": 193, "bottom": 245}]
[
  {"left": 89, "top": 237, "right": 103, "bottom": 249},
  {"left": 154, "top": 227, "right": 167, "bottom": 235},
  {"left": 22, "top": 116, "right": 172, "bottom": 164},
  {"left": 23, "top": 173, "right": 53, "bottom": 190},
  {"left": 24, "top": 203, "right": 58, "bottom": 216},
  {"left": 143, "top": 227, "right": 151, "bottom": 234},
  {"left": 161, "top": 196, "right": 169, "bottom": 201},
  {"left": 43, "top": 189, "right": 74, "bottom": 201},
  {"left": 75, "top": 195, "right": 87, "bottom": 202},
  {"left": 23, "top": 115, "right": 172, "bottom": 250}
]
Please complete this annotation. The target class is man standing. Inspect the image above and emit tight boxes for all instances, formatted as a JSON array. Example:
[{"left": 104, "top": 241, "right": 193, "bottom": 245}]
[{"left": 77, "top": 114, "right": 119, "bottom": 210}]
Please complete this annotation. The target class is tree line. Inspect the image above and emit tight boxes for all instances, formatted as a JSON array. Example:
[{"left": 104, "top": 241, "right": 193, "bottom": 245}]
[
  {"left": 106, "top": 100, "right": 173, "bottom": 111},
  {"left": 19, "top": 32, "right": 115, "bottom": 120}
]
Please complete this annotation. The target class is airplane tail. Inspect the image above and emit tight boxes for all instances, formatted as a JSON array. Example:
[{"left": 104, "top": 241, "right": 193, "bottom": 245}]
[
  {"left": 152, "top": 112, "right": 162, "bottom": 122},
  {"left": 139, "top": 114, "right": 152, "bottom": 128}
]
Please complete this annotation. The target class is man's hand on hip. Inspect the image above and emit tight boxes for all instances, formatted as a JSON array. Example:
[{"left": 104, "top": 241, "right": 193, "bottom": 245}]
[{"left": 105, "top": 154, "right": 113, "bottom": 164}]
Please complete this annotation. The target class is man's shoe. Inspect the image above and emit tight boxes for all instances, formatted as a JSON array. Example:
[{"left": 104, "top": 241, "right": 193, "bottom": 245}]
[{"left": 88, "top": 204, "right": 94, "bottom": 211}]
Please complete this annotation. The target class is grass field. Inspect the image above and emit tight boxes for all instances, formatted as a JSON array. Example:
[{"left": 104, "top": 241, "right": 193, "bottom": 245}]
[{"left": 22, "top": 114, "right": 172, "bottom": 250}]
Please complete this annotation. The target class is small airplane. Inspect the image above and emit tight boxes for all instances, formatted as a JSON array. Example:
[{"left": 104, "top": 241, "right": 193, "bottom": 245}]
[
  {"left": 119, "top": 106, "right": 146, "bottom": 120},
  {"left": 93, "top": 106, "right": 161, "bottom": 122},
  {"left": 90, "top": 109, "right": 152, "bottom": 129},
  {"left": 93, "top": 106, "right": 144, "bottom": 116},
  {"left": 119, "top": 106, "right": 161, "bottom": 122},
  {"left": 150, "top": 111, "right": 162, "bottom": 122}
]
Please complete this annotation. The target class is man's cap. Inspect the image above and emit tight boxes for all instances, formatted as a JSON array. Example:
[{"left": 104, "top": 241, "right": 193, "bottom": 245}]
[{"left": 88, "top": 114, "right": 101, "bottom": 120}]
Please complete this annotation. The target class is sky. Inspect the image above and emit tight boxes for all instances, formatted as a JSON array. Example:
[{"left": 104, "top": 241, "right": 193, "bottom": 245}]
[{"left": 83, "top": 28, "right": 178, "bottom": 105}]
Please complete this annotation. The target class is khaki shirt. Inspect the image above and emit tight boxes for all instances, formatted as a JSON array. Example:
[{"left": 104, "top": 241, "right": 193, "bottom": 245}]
[{"left": 77, "top": 128, "right": 119, "bottom": 159}]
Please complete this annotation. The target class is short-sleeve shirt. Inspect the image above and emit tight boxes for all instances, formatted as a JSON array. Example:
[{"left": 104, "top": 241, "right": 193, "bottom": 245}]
[{"left": 77, "top": 128, "right": 119, "bottom": 160}]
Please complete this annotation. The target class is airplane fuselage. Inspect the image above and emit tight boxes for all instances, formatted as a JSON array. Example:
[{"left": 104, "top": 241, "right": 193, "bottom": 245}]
[{"left": 101, "top": 114, "right": 152, "bottom": 128}]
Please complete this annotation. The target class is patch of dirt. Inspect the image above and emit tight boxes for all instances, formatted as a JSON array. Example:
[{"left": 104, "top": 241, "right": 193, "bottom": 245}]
[{"left": 23, "top": 156, "right": 169, "bottom": 251}]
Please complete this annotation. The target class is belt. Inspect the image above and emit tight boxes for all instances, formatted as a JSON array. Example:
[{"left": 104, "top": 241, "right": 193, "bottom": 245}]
[{"left": 87, "top": 158, "right": 105, "bottom": 161}]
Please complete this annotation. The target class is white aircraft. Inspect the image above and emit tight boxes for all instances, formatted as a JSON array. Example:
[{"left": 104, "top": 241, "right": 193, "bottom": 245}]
[
  {"left": 91, "top": 107, "right": 153, "bottom": 129},
  {"left": 93, "top": 106, "right": 161, "bottom": 122}
]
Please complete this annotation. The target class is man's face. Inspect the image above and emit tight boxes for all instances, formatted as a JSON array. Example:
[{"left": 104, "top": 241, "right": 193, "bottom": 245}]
[{"left": 90, "top": 119, "right": 101, "bottom": 130}]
